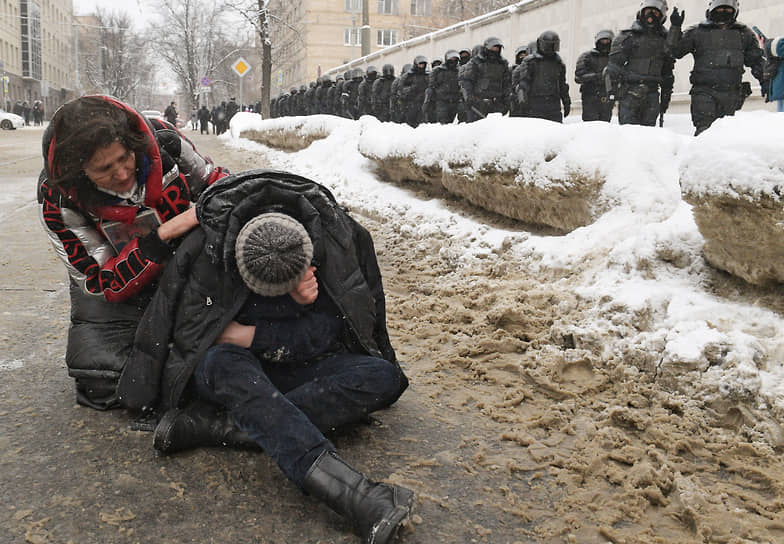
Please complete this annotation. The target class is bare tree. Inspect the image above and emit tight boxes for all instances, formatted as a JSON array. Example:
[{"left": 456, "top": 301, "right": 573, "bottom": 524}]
[
  {"left": 82, "top": 10, "right": 153, "bottom": 102},
  {"left": 223, "top": 0, "right": 273, "bottom": 117},
  {"left": 148, "top": 0, "right": 238, "bottom": 109}
]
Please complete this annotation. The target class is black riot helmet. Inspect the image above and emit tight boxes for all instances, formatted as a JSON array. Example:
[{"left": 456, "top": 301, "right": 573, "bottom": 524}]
[
  {"left": 595, "top": 29, "right": 614, "bottom": 53},
  {"left": 637, "top": 0, "right": 668, "bottom": 27},
  {"left": 382, "top": 64, "right": 395, "bottom": 78},
  {"left": 483, "top": 36, "right": 503, "bottom": 59},
  {"left": 401, "top": 63, "right": 412, "bottom": 76},
  {"left": 458, "top": 47, "right": 472, "bottom": 65},
  {"left": 290, "top": 87, "right": 298, "bottom": 94},
  {"left": 431, "top": 59, "right": 442, "bottom": 69},
  {"left": 444, "top": 50, "right": 460, "bottom": 67},
  {"left": 300, "top": 84, "right": 307, "bottom": 93},
  {"left": 413, "top": 55, "right": 428, "bottom": 71},
  {"left": 321, "top": 74, "right": 332, "bottom": 85},
  {"left": 351, "top": 67, "right": 364, "bottom": 80},
  {"left": 366, "top": 65, "right": 378, "bottom": 78},
  {"left": 514, "top": 44, "right": 528, "bottom": 64},
  {"left": 537, "top": 30, "right": 560, "bottom": 56},
  {"left": 343, "top": 70, "right": 351, "bottom": 81},
  {"left": 707, "top": 0, "right": 738, "bottom": 24}
]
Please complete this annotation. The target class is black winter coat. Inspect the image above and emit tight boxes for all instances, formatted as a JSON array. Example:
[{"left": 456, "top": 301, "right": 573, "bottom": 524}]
[{"left": 117, "top": 170, "right": 406, "bottom": 412}]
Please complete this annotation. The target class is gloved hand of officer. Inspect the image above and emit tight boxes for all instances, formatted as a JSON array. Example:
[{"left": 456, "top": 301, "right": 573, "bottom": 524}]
[
  {"left": 670, "top": 7, "right": 685, "bottom": 27},
  {"left": 563, "top": 101, "right": 571, "bottom": 117}
]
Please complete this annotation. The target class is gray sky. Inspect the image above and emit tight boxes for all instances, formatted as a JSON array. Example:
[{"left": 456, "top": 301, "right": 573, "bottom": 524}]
[{"left": 73, "top": 0, "right": 149, "bottom": 26}]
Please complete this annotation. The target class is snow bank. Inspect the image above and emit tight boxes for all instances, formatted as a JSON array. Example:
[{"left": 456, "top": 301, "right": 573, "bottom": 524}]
[
  {"left": 232, "top": 113, "right": 351, "bottom": 151},
  {"left": 226, "top": 111, "right": 784, "bottom": 432},
  {"left": 680, "top": 112, "right": 784, "bottom": 285}
]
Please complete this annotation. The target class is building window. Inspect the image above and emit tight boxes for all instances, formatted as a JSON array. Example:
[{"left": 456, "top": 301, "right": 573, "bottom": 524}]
[
  {"left": 377, "top": 0, "right": 397, "bottom": 15},
  {"left": 410, "top": 0, "right": 430, "bottom": 16},
  {"left": 344, "top": 27, "right": 361, "bottom": 46},
  {"left": 345, "top": 0, "right": 361, "bottom": 12},
  {"left": 377, "top": 29, "right": 398, "bottom": 47}
]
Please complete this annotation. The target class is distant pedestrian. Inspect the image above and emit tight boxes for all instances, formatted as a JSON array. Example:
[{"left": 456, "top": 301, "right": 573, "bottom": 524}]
[
  {"left": 164, "top": 101, "right": 178, "bottom": 125},
  {"left": 33, "top": 100, "right": 44, "bottom": 126},
  {"left": 190, "top": 106, "right": 198, "bottom": 130},
  {"left": 198, "top": 105, "right": 211, "bottom": 134},
  {"left": 22, "top": 101, "right": 31, "bottom": 126}
]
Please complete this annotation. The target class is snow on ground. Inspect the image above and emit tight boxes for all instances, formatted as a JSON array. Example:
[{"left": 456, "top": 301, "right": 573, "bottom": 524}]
[{"left": 227, "top": 110, "right": 784, "bottom": 423}]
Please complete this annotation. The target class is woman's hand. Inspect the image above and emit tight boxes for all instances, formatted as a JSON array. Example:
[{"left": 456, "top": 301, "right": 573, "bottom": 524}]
[
  {"left": 215, "top": 320, "right": 256, "bottom": 348},
  {"left": 157, "top": 206, "right": 199, "bottom": 242},
  {"left": 290, "top": 266, "right": 318, "bottom": 305}
]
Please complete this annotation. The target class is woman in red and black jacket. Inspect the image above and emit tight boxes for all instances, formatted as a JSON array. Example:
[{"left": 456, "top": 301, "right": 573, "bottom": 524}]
[{"left": 38, "top": 95, "right": 229, "bottom": 409}]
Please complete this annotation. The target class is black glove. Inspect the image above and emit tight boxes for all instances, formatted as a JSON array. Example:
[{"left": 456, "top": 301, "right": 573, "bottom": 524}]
[
  {"left": 670, "top": 7, "right": 685, "bottom": 27},
  {"left": 563, "top": 101, "right": 571, "bottom": 117}
]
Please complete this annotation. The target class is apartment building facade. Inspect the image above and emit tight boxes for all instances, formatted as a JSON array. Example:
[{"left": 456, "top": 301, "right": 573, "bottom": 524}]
[
  {"left": 1, "top": 0, "right": 74, "bottom": 117},
  {"left": 266, "top": 0, "right": 453, "bottom": 95}
]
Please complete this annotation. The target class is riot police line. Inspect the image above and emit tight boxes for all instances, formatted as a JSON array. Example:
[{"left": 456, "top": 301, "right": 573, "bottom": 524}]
[{"left": 268, "top": 1, "right": 775, "bottom": 136}]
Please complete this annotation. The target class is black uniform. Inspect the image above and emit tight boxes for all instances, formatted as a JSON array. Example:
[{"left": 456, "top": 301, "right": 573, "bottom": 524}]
[
  {"left": 371, "top": 70, "right": 395, "bottom": 122},
  {"left": 428, "top": 58, "right": 461, "bottom": 124},
  {"left": 358, "top": 69, "right": 378, "bottom": 117},
  {"left": 398, "top": 62, "right": 429, "bottom": 127},
  {"left": 460, "top": 44, "right": 511, "bottom": 122},
  {"left": 328, "top": 77, "right": 344, "bottom": 116},
  {"left": 514, "top": 54, "right": 570, "bottom": 123},
  {"left": 341, "top": 73, "right": 363, "bottom": 119},
  {"left": 575, "top": 36, "right": 613, "bottom": 121},
  {"left": 607, "top": 20, "right": 675, "bottom": 126},
  {"left": 316, "top": 77, "right": 332, "bottom": 115},
  {"left": 668, "top": 15, "right": 764, "bottom": 134}
]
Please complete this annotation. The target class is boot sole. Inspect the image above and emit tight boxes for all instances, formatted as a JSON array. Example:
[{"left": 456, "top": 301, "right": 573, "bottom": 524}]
[
  {"left": 368, "top": 487, "right": 415, "bottom": 544},
  {"left": 152, "top": 408, "right": 181, "bottom": 453}
]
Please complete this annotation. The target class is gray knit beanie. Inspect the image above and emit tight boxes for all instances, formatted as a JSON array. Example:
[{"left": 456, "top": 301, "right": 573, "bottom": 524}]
[{"left": 235, "top": 212, "right": 314, "bottom": 296}]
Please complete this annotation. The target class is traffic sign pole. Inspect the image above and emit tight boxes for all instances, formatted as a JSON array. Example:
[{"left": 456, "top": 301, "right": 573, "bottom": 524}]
[{"left": 231, "top": 58, "right": 252, "bottom": 111}]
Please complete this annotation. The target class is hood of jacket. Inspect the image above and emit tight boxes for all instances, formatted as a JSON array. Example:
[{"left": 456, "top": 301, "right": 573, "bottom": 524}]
[
  {"left": 42, "top": 95, "right": 166, "bottom": 219},
  {"left": 196, "top": 169, "right": 354, "bottom": 276}
]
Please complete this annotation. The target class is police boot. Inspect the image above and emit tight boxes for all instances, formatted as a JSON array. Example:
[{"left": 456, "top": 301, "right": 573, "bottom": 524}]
[
  {"left": 153, "top": 400, "right": 259, "bottom": 454},
  {"left": 302, "top": 450, "right": 414, "bottom": 544}
]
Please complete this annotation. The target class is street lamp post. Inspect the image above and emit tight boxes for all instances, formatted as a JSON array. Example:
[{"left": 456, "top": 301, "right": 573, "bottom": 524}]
[{"left": 361, "top": 0, "right": 370, "bottom": 57}]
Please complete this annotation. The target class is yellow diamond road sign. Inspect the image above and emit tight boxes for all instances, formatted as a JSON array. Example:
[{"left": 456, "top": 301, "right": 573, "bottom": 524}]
[{"left": 232, "top": 57, "right": 251, "bottom": 77}]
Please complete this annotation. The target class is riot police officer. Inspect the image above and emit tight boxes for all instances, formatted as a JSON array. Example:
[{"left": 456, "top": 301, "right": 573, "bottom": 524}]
[
  {"left": 460, "top": 37, "right": 512, "bottom": 122},
  {"left": 510, "top": 43, "right": 532, "bottom": 117},
  {"left": 427, "top": 50, "right": 462, "bottom": 124},
  {"left": 358, "top": 66, "right": 379, "bottom": 117},
  {"left": 341, "top": 68, "right": 363, "bottom": 119},
  {"left": 389, "top": 64, "right": 411, "bottom": 123},
  {"left": 513, "top": 31, "right": 571, "bottom": 123},
  {"left": 668, "top": 1, "right": 765, "bottom": 135},
  {"left": 606, "top": 0, "right": 675, "bottom": 126},
  {"left": 398, "top": 56, "right": 430, "bottom": 127},
  {"left": 372, "top": 64, "right": 396, "bottom": 122},
  {"left": 575, "top": 30, "right": 615, "bottom": 121}
]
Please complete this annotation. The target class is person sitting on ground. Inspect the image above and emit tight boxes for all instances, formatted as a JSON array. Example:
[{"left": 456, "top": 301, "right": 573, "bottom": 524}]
[
  {"left": 118, "top": 169, "right": 414, "bottom": 544},
  {"left": 38, "top": 95, "right": 229, "bottom": 409}
]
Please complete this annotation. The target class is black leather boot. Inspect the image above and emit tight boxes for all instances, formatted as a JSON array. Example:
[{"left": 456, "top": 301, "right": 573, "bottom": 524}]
[
  {"left": 153, "top": 400, "right": 260, "bottom": 454},
  {"left": 302, "top": 450, "right": 414, "bottom": 544}
]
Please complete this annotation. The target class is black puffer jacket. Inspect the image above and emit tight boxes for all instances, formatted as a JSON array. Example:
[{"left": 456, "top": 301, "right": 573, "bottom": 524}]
[{"left": 117, "top": 170, "right": 406, "bottom": 412}]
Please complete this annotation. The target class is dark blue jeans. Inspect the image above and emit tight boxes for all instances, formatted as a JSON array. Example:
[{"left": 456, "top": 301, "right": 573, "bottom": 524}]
[{"left": 191, "top": 343, "right": 403, "bottom": 486}]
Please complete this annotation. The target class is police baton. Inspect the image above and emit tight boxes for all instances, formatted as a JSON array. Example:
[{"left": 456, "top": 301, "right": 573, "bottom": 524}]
[{"left": 470, "top": 105, "right": 487, "bottom": 119}]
